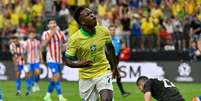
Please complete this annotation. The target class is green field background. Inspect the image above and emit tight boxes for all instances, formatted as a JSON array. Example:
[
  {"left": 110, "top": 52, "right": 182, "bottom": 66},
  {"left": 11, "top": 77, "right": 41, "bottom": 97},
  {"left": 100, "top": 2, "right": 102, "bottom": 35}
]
[{"left": 0, "top": 81, "right": 200, "bottom": 101}]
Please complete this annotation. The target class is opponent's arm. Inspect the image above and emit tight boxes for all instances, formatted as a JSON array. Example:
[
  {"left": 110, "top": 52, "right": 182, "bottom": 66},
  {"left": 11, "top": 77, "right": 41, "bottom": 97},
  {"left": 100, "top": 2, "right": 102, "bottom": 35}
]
[
  {"left": 40, "top": 32, "right": 54, "bottom": 51},
  {"left": 144, "top": 92, "right": 152, "bottom": 101},
  {"left": 40, "top": 37, "right": 51, "bottom": 51}
]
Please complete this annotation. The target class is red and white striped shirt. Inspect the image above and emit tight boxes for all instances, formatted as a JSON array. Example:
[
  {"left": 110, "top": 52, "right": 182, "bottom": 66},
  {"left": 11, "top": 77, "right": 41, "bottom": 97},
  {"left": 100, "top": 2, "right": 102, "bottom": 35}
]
[
  {"left": 9, "top": 42, "right": 25, "bottom": 65},
  {"left": 24, "top": 39, "right": 41, "bottom": 64},
  {"left": 42, "top": 30, "right": 66, "bottom": 63}
]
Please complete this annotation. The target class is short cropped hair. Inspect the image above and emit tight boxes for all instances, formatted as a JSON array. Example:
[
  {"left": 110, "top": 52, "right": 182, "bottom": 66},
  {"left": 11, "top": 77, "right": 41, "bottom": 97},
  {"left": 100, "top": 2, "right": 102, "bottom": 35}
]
[
  {"left": 73, "top": 7, "right": 86, "bottom": 24},
  {"left": 136, "top": 76, "right": 149, "bottom": 86},
  {"left": 108, "top": 24, "right": 116, "bottom": 29},
  {"left": 47, "top": 17, "right": 56, "bottom": 23}
]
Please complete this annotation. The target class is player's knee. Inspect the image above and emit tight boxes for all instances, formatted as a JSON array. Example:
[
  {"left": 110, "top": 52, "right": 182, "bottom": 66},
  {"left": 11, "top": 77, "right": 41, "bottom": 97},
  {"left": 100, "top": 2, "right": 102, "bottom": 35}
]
[
  {"left": 101, "top": 96, "right": 113, "bottom": 101},
  {"left": 34, "top": 69, "right": 41, "bottom": 75},
  {"left": 16, "top": 72, "right": 20, "bottom": 78},
  {"left": 100, "top": 90, "right": 113, "bottom": 101},
  {"left": 25, "top": 72, "right": 31, "bottom": 79},
  {"left": 52, "top": 73, "right": 60, "bottom": 81}
]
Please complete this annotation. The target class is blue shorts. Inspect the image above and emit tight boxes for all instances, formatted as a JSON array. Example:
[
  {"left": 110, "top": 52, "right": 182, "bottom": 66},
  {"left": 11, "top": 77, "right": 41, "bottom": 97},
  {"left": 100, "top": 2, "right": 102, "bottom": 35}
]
[
  {"left": 47, "top": 63, "right": 61, "bottom": 75},
  {"left": 16, "top": 65, "right": 23, "bottom": 72},
  {"left": 29, "top": 63, "right": 40, "bottom": 72}
]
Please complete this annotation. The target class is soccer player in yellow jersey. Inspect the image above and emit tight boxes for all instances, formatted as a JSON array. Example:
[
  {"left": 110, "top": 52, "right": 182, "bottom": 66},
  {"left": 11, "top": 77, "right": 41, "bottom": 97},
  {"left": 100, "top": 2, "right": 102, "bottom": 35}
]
[{"left": 63, "top": 7, "right": 119, "bottom": 101}]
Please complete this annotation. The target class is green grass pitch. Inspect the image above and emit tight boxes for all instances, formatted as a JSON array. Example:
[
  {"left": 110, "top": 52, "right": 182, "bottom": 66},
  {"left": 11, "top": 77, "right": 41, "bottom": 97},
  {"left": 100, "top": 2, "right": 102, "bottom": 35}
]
[{"left": 0, "top": 81, "right": 200, "bottom": 101}]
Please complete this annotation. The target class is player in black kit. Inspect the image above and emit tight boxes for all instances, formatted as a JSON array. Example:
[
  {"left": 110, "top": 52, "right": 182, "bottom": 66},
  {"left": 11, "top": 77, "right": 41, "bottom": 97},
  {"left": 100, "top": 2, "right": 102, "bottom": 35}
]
[{"left": 136, "top": 76, "right": 185, "bottom": 101}]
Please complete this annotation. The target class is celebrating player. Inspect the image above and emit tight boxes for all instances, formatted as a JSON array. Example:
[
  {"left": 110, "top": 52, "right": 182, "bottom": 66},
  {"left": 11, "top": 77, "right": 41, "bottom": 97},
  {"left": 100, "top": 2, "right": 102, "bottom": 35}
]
[
  {"left": 63, "top": 7, "right": 119, "bottom": 101},
  {"left": 108, "top": 24, "right": 130, "bottom": 97},
  {"left": 136, "top": 76, "right": 185, "bottom": 101},
  {"left": 41, "top": 18, "right": 67, "bottom": 101},
  {"left": 9, "top": 35, "right": 32, "bottom": 96},
  {"left": 24, "top": 32, "right": 41, "bottom": 92}
]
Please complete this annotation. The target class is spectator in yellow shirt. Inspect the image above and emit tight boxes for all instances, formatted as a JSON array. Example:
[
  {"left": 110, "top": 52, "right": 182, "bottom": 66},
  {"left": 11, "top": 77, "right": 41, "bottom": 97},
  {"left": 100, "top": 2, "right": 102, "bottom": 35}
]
[
  {"left": 31, "top": 0, "right": 44, "bottom": 17},
  {"left": 150, "top": 4, "right": 163, "bottom": 20},
  {"left": 77, "top": 0, "right": 89, "bottom": 7},
  {"left": 10, "top": 8, "right": 19, "bottom": 27},
  {"left": 97, "top": 0, "right": 107, "bottom": 17},
  {"left": 141, "top": 17, "right": 154, "bottom": 50},
  {"left": 184, "top": 0, "right": 195, "bottom": 16},
  {"left": 0, "top": 12, "right": 4, "bottom": 30},
  {"left": 171, "top": 1, "right": 183, "bottom": 17}
]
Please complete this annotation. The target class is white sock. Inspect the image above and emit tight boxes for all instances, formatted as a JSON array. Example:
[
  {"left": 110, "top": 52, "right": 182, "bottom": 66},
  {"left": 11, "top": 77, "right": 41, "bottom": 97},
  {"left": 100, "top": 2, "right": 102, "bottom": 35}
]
[
  {"left": 58, "top": 95, "right": 63, "bottom": 98},
  {"left": 46, "top": 92, "right": 51, "bottom": 96}
]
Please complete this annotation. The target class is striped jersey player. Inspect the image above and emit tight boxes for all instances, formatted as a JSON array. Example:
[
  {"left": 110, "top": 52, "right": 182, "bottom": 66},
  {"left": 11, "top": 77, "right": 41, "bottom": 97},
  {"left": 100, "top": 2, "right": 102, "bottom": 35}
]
[
  {"left": 24, "top": 32, "right": 41, "bottom": 92},
  {"left": 41, "top": 18, "right": 67, "bottom": 101},
  {"left": 10, "top": 35, "right": 32, "bottom": 96},
  {"left": 42, "top": 29, "right": 66, "bottom": 64}
]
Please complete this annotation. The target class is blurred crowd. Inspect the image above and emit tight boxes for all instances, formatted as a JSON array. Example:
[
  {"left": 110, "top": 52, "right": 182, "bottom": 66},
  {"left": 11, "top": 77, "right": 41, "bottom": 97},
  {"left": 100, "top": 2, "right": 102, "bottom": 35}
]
[{"left": 1, "top": 0, "right": 201, "bottom": 57}]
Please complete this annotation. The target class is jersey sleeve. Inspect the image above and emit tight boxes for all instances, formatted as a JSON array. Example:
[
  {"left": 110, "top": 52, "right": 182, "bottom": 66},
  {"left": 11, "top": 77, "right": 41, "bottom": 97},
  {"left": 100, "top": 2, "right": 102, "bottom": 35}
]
[
  {"left": 65, "top": 37, "right": 77, "bottom": 59},
  {"left": 9, "top": 44, "right": 15, "bottom": 55},
  {"left": 143, "top": 80, "right": 152, "bottom": 93},
  {"left": 102, "top": 26, "right": 112, "bottom": 44},
  {"left": 41, "top": 31, "right": 48, "bottom": 41}
]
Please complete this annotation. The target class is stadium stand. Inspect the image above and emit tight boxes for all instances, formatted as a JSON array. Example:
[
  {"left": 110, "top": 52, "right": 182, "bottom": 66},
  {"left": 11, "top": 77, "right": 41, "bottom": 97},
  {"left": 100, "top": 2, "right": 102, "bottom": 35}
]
[{"left": 1, "top": 0, "right": 201, "bottom": 61}]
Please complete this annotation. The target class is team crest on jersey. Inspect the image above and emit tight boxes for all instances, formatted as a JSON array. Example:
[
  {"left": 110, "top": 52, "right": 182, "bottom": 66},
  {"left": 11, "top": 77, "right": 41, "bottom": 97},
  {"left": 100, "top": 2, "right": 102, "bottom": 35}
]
[
  {"left": 90, "top": 44, "right": 96, "bottom": 62},
  {"left": 90, "top": 45, "right": 96, "bottom": 53}
]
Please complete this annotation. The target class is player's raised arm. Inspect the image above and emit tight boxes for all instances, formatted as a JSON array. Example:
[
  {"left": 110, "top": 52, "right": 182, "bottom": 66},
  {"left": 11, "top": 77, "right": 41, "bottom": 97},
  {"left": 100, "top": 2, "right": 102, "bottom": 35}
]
[
  {"left": 40, "top": 32, "right": 54, "bottom": 52},
  {"left": 144, "top": 92, "right": 152, "bottom": 101}
]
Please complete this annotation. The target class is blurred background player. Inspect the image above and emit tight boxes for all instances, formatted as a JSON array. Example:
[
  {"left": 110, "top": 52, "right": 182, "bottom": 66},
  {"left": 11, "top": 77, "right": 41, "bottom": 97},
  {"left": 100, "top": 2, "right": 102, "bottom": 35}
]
[
  {"left": 41, "top": 18, "right": 67, "bottom": 101},
  {"left": 9, "top": 34, "right": 32, "bottom": 96},
  {"left": 136, "top": 76, "right": 185, "bottom": 101},
  {"left": 192, "top": 96, "right": 201, "bottom": 101},
  {"left": 108, "top": 24, "right": 130, "bottom": 97},
  {"left": 0, "top": 89, "right": 2, "bottom": 101},
  {"left": 64, "top": 7, "right": 119, "bottom": 101},
  {"left": 24, "top": 32, "right": 41, "bottom": 92}
]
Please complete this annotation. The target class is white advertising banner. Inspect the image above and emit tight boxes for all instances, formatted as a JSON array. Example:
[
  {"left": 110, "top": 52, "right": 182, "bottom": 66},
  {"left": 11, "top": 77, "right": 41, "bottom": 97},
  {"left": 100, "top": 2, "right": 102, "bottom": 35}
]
[
  {"left": 4, "top": 61, "right": 200, "bottom": 82},
  {"left": 0, "top": 62, "right": 8, "bottom": 80},
  {"left": 61, "top": 62, "right": 165, "bottom": 82},
  {"left": 118, "top": 62, "right": 165, "bottom": 82}
]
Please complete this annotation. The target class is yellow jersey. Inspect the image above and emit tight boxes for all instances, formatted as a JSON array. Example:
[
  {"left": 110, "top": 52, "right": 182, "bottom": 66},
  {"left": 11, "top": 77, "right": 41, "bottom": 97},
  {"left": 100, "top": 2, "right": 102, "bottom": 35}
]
[
  {"left": 65, "top": 26, "right": 112, "bottom": 80},
  {"left": 141, "top": 20, "right": 154, "bottom": 35}
]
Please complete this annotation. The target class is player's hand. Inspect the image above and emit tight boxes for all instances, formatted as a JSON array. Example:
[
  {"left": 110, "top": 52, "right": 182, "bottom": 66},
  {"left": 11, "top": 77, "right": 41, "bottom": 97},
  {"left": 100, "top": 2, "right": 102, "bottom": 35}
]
[
  {"left": 77, "top": 59, "right": 93, "bottom": 68},
  {"left": 112, "top": 68, "right": 120, "bottom": 79},
  {"left": 48, "top": 30, "right": 56, "bottom": 39}
]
